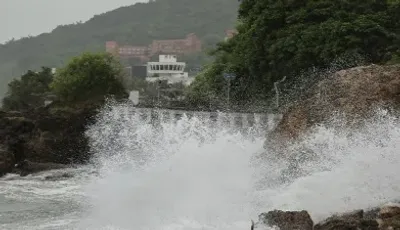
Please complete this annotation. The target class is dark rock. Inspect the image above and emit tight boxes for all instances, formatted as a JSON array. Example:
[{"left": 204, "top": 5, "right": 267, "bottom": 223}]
[
  {"left": 0, "top": 100, "right": 104, "bottom": 177},
  {"left": 364, "top": 208, "right": 380, "bottom": 220},
  {"left": 315, "top": 218, "right": 379, "bottom": 230},
  {"left": 269, "top": 64, "right": 400, "bottom": 143},
  {"left": 0, "top": 115, "right": 35, "bottom": 167},
  {"left": 378, "top": 205, "right": 400, "bottom": 219},
  {"left": 256, "top": 210, "right": 313, "bottom": 230},
  {"left": 333, "top": 209, "right": 364, "bottom": 222},
  {"left": 253, "top": 205, "right": 400, "bottom": 230},
  {"left": 7, "top": 138, "right": 27, "bottom": 164},
  {"left": 21, "top": 103, "right": 98, "bottom": 164},
  {"left": 44, "top": 172, "right": 74, "bottom": 181},
  {"left": 12, "top": 160, "right": 68, "bottom": 176},
  {"left": 377, "top": 204, "right": 400, "bottom": 229},
  {"left": 0, "top": 116, "right": 35, "bottom": 140},
  {"left": 314, "top": 209, "right": 379, "bottom": 230},
  {"left": 0, "top": 146, "right": 15, "bottom": 176}
]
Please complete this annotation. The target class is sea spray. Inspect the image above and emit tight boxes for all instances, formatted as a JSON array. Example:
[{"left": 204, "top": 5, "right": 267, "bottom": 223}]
[
  {"left": 1, "top": 102, "right": 399, "bottom": 229},
  {"left": 76, "top": 101, "right": 400, "bottom": 230}
]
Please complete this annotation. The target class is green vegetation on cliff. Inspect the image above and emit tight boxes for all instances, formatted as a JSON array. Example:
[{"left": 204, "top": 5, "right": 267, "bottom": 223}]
[
  {"left": 188, "top": 0, "right": 400, "bottom": 107},
  {"left": 0, "top": 0, "right": 239, "bottom": 98}
]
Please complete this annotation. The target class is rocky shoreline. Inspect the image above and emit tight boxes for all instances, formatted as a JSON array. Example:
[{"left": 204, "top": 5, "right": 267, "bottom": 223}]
[
  {"left": 252, "top": 203, "right": 400, "bottom": 229},
  {"left": 0, "top": 100, "right": 103, "bottom": 176}
]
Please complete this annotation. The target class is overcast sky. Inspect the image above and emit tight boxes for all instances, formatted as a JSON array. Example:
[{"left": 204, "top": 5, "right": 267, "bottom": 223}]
[{"left": 1, "top": 0, "right": 146, "bottom": 44}]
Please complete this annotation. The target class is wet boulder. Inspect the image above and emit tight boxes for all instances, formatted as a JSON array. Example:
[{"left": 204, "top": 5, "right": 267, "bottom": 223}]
[
  {"left": 253, "top": 204, "right": 400, "bottom": 230},
  {"left": 377, "top": 203, "right": 400, "bottom": 229},
  {"left": 254, "top": 210, "right": 313, "bottom": 230},
  {"left": 269, "top": 64, "right": 400, "bottom": 143},
  {"left": 12, "top": 160, "right": 69, "bottom": 177},
  {"left": 314, "top": 209, "right": 379, "bottom": 230}
]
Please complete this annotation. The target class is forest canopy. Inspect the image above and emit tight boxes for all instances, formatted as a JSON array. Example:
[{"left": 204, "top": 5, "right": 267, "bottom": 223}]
[{"left": 186, "top": 0, "right": 400, "bottom": 107}]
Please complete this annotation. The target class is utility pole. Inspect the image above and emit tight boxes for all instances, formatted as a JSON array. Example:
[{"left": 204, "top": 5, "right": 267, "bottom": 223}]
[
  {"left": 208, "top": 92, "right": 213, "bottom": 111},
  {"left": 227, "top": 78, "right": 231, "bottom": 110},
  {"left": 274, "top": 76, "right": 286, "bottom": 108},
  {"left": 223, "top": 72, "right": 236, "bottom": 111},
  {"left": 157, "top": 80, "right": 161, "bottom": 108}
]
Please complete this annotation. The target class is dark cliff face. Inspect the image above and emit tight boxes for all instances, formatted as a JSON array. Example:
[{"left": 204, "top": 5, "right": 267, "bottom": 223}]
[{"left": 0, "top": 101, "right": 103, "bottom": 176}]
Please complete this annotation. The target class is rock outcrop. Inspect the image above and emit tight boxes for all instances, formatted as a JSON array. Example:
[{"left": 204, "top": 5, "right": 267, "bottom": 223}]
[
  {"left": 0, "top": 100, "right": 104, "bottom": 176},
  {"left": 253, "top": 210, "right": 313, "bottom": 230},
  {"left": 252, "top": 203, "right": 400, "bottom": 230},
  {"left": 378, "top": 204, "right": 400, "bottom": 229},
  {"left": 0, "top": 145, "right": 14, "bottom": 177},
  {"left": 269, "top": 64, "right": 400, "bottom": 142},
  {"left": 314, "top": 209, "right": 379, "bottom": 230},
  {"left": 12, "top": 160, "right": 69, "bottom": 176}
]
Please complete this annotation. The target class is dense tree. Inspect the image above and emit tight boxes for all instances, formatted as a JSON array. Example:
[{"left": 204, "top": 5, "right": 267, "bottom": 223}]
[
  {"left": 188, "top": 0, "right": 400, "bottom": 106},
  {"left": 50, "top": 53, "right": 126, "bottom": 102},
  {"left": 2, "top": 67, "right": 53, "bottom": 111}
]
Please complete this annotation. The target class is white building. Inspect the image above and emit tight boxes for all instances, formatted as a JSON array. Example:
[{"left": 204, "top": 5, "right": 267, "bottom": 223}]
[{"left": 146, "top": 54, "right": 193, "bottom": 85}]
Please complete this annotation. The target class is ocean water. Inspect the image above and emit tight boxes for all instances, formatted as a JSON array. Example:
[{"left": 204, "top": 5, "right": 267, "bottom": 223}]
[{"left": 1, "top": 103, "right": 399, "bottom": 230}]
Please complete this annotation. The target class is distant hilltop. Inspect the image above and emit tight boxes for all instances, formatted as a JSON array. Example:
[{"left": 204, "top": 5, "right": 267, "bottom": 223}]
[
  {"left": 106, "top": 29, "right": 238, "bottom": 61},
  {"left": 0, "top": 0, "right": 239, "bottom": 99}
]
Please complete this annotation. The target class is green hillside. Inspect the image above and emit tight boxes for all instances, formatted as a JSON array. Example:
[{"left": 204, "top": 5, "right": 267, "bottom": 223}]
[{"left": 0, "top": 0, "right": 239, "bottom": 98}]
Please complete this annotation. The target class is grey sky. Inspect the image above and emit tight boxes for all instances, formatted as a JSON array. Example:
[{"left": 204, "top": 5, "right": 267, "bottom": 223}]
[{"left": 1, "top": 0, "right": 146, "bottom": 44}]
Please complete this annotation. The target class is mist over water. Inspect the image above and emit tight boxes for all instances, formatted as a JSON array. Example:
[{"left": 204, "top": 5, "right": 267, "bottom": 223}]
[
  {"left": 254, "top": 109, "right": 400, "bottom": 223},
  {"left": 1, "top": 101, "right": 399, "bottom": 230},
  {"left": 78, "top": 102, "right": 400, "bottom": 230},
  {"left": 81, "top": 103, "right": 267, "bottom": 229}
]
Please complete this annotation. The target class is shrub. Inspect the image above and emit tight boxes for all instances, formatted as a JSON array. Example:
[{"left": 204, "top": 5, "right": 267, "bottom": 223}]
[{"left": 50, "top": 52, "right": 126, "bottom": 102}]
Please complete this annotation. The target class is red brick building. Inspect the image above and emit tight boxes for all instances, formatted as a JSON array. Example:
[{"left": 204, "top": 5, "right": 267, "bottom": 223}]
[
  {"left": 106, "top": 41, "right": 149, "bottom": 61},
  {"left": 106, "top": 33, "right": 202, "bottom": 61},
  {"left": 149, "top": 33, "right": 202, "bottom": 55}
]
